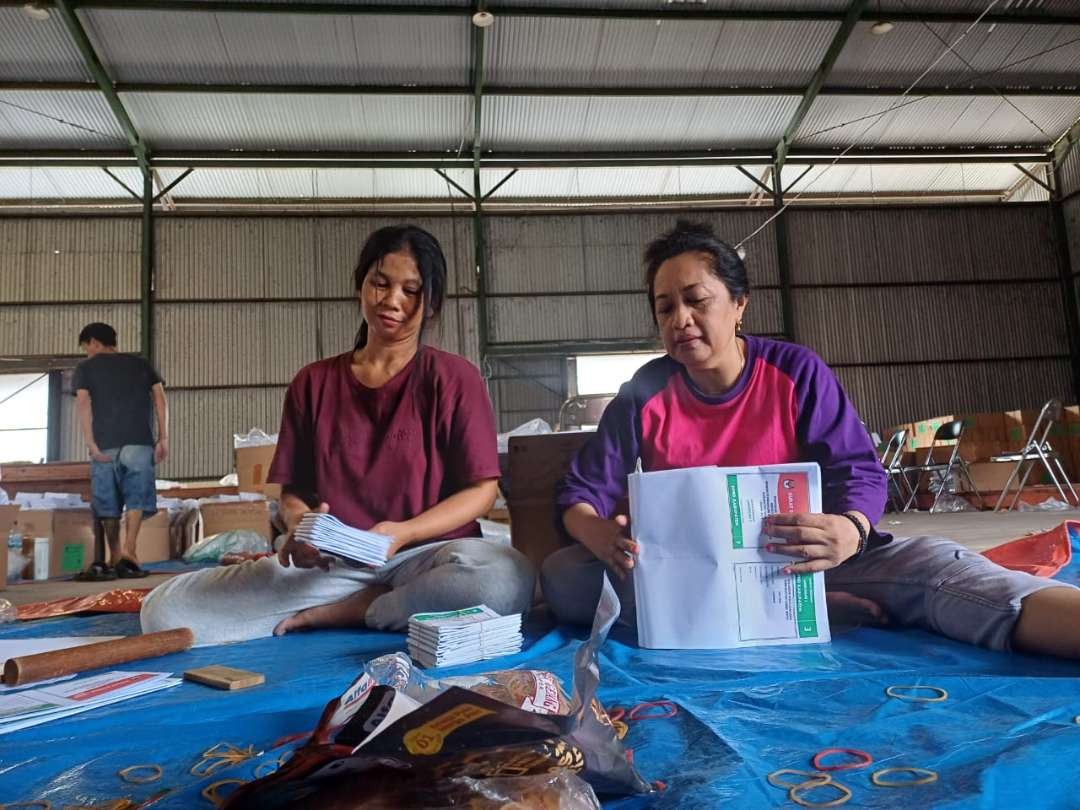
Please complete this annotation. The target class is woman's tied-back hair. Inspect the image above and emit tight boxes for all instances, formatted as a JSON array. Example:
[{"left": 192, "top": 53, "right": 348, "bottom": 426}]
[
  {"left": 643, "top": 220, "right": 750, "bottom": 325},
  {"left": 353, "top": 225, "right": 448, "bottom": 349}
]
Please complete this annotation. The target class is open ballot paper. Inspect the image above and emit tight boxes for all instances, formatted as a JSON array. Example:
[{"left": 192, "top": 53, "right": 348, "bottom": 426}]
[{"left": 628, "top": 462, "right": 831, "bottom": 650}]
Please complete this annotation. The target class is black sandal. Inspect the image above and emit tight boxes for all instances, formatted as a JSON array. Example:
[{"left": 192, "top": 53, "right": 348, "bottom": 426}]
[
  {"left": 115, "top": 558, "right": 150, "bottom": 579},
  {"left": 73, "top": 561, "right": 118, "bottom": 582}
]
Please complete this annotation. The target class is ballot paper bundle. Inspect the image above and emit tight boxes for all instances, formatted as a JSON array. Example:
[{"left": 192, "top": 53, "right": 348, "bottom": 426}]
[
  {"left": 407, "top": 605, "right": 523, "bottom": 668},
  {"left": 295, "top": 512, "right": 393, "bottom": 568}
]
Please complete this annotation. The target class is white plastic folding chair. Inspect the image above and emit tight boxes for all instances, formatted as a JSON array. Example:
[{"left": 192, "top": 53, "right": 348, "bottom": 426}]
[{"left": 993, "top": 399, "right": 1078, "bottom": 512}]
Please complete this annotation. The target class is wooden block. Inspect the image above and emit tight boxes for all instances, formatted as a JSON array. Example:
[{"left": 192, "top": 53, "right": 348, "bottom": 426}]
[{"left": 184, "top": 665, "right": 265, "bottom": 691}]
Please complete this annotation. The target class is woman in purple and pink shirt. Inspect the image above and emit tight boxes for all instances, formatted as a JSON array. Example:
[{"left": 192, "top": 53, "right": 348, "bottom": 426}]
[
  {"left": 543, "top": 220, "right": 1080, "bottom": 658},
  {"left": 142, "top": 226, "right": 534, "bottom": 645}
]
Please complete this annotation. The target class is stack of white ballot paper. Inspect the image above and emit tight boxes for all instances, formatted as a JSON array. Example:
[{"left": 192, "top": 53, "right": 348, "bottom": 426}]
[
  {"left": 407, "top": 605, "right": 523, "bottom": 668},
  {"left": 0, "top": 670, "right": 180, "bottom": 735},
  {"left": 295, "top": 512, "right": 393, "bottom": 567},
  {"left": 629, "top": 462, "right": 831, "bottom": 650}
]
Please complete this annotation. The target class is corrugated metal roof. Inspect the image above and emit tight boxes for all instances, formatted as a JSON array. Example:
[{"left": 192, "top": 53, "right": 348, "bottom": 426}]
[
  {"left": 165, "top": 168, "right": 473, "bottom": 199},
  {"left": 0, "top": 303, "right": 140, "bottom": 355},
  {"left": 780, "top": 161, "right": 1033, "bottom": 195},
  {"left": 121, "top": 92, "right": 470, "bottom": 150},
  {"left": 484, "top": 94, "right": 798, "bottom": 150},
  {"left": 486, "top": 18, "right": 836, "bottom": 87},
  {"left": 480, "top": 166, "right": 761, "bottom": 198},
  {"left": 491, "top": 0, "right": 850, "bottom": 8},
  {"left": 0, "top": 91, "right": 126, "bottom": 147},
  {"left": 829, "top": 21, "right": 1080, "bottom": 89},
  {"left": 0, "top": 217, "right": 139, "bottom": 302},
  {"left": 0, "top": 9, "right": 89, "bottom": 81},
  {"left": 0, "top": 167, "right": 146, "bottom": 199},
  {"left": 82, "top": 10, "right": 470, "bottom": 85},
  {"left": 796, "top": 94, "right": 1080, "bottom": 146}
]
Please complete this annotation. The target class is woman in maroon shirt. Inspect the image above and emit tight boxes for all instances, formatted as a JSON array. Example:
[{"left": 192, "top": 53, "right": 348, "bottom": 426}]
[{"left": 141, "top": 226, "right": 535, "bottom": 645}]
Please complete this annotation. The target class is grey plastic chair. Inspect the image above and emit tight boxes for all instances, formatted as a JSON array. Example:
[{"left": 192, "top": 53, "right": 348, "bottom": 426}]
[{"left": 992, "top": 399, "right": 1078, "bottom": 512}]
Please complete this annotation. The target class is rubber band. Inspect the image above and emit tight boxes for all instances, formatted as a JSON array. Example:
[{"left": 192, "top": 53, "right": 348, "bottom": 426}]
[
  {"left": 885, "top": 685, "right": 948, "bottom": 703},
  {"left": 118, "top": 764, "right": 163, "bottom": 784},
  {"left": 767, "top": 769, "right": 832, "bottom": 789},
  {"left": 253, "top": 753, "right": 291, "bottom": 780},
  {"left": 811, "top": 748, "right": 873, "bottom": 772},
  {"left": 191, "top": 742, "right": 257, "bottom": 777},
  {"left": 201, "top": 779, "right": 246, "bottom": 808},
  {"left": 628, "top": 700, "right": 678, "bottom": 721},
  {"left": 608, "top": 708, "right": 626, "bottom": 724},
  {"left": 789, "top": 780, "right": 852, "bottom": 808},
  {"left": 872, "top": 767, "right": 939, "bottom": 787}
]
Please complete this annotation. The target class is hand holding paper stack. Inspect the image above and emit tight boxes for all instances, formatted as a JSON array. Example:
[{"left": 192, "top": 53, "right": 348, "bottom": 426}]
[
  {"left": 407, "top": 605, "right": 523, "bottom": 668},
  {"left": 295, "top": 513, "right": 393, "bottom": 567}
]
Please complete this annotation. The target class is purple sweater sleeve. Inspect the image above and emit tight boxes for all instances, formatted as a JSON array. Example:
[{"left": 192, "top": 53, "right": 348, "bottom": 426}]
[
  {"left": 791, "top": 351, "right": 887, "bottom": 523},
  {"left": 555, "top": 385, "right": 640, "bottom": 520}
]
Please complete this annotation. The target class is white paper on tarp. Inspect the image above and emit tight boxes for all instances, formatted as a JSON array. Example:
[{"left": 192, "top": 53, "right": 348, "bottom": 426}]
[{"left": 629, "top": 462, "right": 830, "bottom": 650}]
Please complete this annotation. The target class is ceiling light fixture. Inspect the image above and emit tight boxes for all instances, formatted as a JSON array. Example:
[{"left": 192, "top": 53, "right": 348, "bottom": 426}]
[
  {"left": 471, "top": 11, "right": 494, "bottom": 28},
  {"left": 870, "top": 21, "right": 895, "bottom": 35}
]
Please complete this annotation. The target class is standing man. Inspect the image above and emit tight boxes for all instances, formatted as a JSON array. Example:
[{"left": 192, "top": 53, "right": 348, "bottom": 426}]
[{"left": 74, "top": 322, "right": 168, "bottom": 580}]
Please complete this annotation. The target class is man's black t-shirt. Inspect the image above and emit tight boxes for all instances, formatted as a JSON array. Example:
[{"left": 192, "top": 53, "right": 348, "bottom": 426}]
[{"left": 73, "top": 354, "right": 164, "bottom": 450}]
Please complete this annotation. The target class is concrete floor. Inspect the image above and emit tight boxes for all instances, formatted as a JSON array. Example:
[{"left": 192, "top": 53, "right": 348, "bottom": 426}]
[{"left": 2, "top": 510, "right": 1077, "bottom": 609}]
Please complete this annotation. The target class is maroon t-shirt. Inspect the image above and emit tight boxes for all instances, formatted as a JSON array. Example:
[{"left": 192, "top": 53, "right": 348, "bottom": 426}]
[{"left": 267, "top": 346, "right": 500, "bottom": 541}]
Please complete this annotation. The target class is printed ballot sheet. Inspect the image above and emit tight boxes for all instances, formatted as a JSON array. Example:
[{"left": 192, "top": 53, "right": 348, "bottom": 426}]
[{"left": 629, "top": 462, "right": 830, "bottom": 650}]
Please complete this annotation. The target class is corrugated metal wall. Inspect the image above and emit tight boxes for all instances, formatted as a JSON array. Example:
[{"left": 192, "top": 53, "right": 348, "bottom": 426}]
[
  {"left": 154, "top": 216, "right": 476, "bottom": 478},
  {"left": 2, "top": 205, "right": 1073, "bottom": 475},
  {"left": 787, "top": 206, "right": 1070, "bottom": 428}
]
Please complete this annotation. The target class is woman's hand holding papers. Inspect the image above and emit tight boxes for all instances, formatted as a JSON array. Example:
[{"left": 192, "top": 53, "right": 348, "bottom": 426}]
[
  {"left": 278, "top": 496, "right": 333, "bottom": 571},
  {"left": 763, "top": 512, "right": 866, "bottom": 574},
  {"left": 563, "top": 504, "right": 639, "bottom": 579},
  {"left": 370, "top": 521, "right": 414, "bottom": 558}
]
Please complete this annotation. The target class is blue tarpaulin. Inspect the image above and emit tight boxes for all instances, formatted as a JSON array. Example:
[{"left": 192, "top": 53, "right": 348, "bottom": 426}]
[{"left": 2, "top": 539, "right": 1080, "bottom": 809}]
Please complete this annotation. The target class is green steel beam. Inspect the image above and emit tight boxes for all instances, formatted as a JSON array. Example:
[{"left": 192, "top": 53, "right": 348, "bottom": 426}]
[
  {"left": 7, "top": 80, "right": 1080, "bottom": 98},
  {"left": 52, "top": 0, "right": 149, "bottom": 171},
  {"left": 5, "top": 1, "right": 1078, "bottom": 25},
  {"left": 471, "top": 2, "right": 490, "bottom": 367},
  {"left": 140, "top": 170, "right": 154, "bottom": 361},
  {"left": 0, "top": 148, "right": 1053, "bottom": 169},
  {"left": 775, "top": 0, "right": 869, "bottom": 170}
]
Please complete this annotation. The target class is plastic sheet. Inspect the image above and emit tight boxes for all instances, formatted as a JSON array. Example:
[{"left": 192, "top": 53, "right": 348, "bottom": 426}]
[
  {"left": 4, "top": 540, "right": 1080, "bottom": 808},
  {"left": 982, "top": 520, "right": 1076, "bottom": 577},
  {"left": 15, "top": 588, "right": 152, "bottom": 621},
  {"left": 182, "top": 530, "right": 271, "bottom": 563}
]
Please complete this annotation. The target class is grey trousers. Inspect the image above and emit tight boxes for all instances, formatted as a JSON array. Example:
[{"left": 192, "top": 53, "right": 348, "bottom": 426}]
[
  {"left": 540, "top": 536, "right": 1073, "bottom": 652},
  {"left": 142, "top": 538, "right": 536, "bottom": 646}
]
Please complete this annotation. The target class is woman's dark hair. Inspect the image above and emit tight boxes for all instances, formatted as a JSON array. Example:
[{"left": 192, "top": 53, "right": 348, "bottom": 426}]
[
  {"left": 353, "top": 225, "right": 448, "bottom": 349},
  {"left": 78, "top": 322, "right": 117, "bottom": 347},
  {"left": 644, "top": 220, "right": 750, "bottom": 324}
]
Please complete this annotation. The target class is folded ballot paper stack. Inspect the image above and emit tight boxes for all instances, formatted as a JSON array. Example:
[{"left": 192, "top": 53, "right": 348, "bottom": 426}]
[
  {"left": 407, "top": 605, "right": 523, "bottom": 668},
  {"left": 294, "top": 513, "right": 393, "bottom": 567}
]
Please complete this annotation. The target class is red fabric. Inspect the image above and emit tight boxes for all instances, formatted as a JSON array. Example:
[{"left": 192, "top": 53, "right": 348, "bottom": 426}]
[
  {"left": 268, "top": 347, "right": 500, "bottom": 541},
  {"left": 981, "top": 520, "right": 1075, "bottom": 578},
  {"left": 16, "top": 588, "right": 151, "bottom": 620}
]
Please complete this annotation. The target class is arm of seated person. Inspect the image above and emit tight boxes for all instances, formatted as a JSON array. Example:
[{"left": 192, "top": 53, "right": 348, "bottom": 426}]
[
  {"left": 562, "top": 502, "right": 638, "bottom": 579},
  {"left": 372, "top": 478, "right": 499, "bottom": 556},
  {"left": 277, "top": 489, "right": 333, "bottom": 570}
]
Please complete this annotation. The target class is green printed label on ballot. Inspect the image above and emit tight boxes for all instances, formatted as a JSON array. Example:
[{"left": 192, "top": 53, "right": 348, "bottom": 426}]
[
  {"left": 795, "top": 574, "right": 818, "bottom": 638},
  {"left": 727, "top": 475, "right": 743, "bottom": 549}
]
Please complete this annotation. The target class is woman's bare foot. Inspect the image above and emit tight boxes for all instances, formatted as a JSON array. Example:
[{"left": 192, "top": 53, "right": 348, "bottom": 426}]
[
  {"left": 273, "top": 584, "right": 391, "bottom": 636},
  {"left": 826, "top": 591, "right": 889, "bottom": 628}
]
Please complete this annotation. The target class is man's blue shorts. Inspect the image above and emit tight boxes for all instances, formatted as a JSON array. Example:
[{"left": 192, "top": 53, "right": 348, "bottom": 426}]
[{"left": 91, "top": 445, "right": 157, "bottom": 519}]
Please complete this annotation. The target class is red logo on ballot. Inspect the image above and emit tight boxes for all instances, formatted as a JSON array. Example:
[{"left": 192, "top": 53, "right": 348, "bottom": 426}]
[{"left": 777, "top": 474, "right": 809, "bottom": 514}]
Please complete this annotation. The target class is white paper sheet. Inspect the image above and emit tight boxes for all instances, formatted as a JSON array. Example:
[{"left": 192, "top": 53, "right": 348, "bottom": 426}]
[{"left": 629, "top": 462, "right": 831, "bottom": 650}]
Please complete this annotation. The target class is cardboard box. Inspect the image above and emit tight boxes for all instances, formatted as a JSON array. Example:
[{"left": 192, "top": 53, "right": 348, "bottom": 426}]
[
  {"left": 882, "top": 424, "right": 916, "bottom": 453},
  {"left": 0, "top": 505, "right": 18, "bottom": 590},
  {"left": 201, "top": 500, "right": 272, "bottom": 542},
  {"left": 235, "top": 445, "right": 280, "bottom": 499},
  {"left": 124, "top": 511, "right": 173, "bottom": 563},
  {"left": 958, "top": 461, "right": 1047, "bottom": 494},
  {"left": 18, "top": 508, "right": 94, "bottom": 579},
  {"left": 506, "top": 432, "right": 594, "bottom": 574},
  {"left": 911, "top": 415, "right": 954, "bottom": 448}
]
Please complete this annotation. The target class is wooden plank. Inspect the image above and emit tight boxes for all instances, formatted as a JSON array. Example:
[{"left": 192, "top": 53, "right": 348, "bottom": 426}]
[{"left": 184, "top": 665, "right": 265, "bottom": 691}]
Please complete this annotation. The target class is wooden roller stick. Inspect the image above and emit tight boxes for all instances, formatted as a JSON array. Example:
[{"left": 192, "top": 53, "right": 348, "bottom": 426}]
[{"left": 2, "top": 628, "right": 195, "bottom": 686}]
